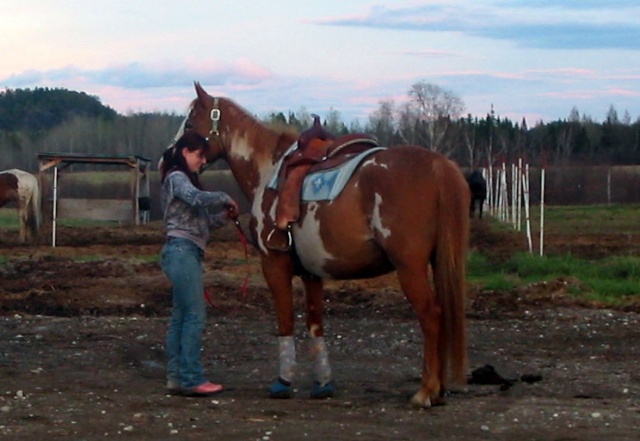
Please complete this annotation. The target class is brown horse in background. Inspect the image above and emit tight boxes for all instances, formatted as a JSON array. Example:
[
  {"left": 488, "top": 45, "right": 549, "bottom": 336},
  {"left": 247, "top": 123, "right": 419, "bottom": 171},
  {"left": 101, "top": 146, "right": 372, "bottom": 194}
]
[
  {"left": 0, "top": 169, "right": 41, "bottom": 243},
  {"left": 170, "top": 82, "right": 470, "bottom": 407},
  {"left": 466, "top": 169, "right": 487, "bottom": 219}
]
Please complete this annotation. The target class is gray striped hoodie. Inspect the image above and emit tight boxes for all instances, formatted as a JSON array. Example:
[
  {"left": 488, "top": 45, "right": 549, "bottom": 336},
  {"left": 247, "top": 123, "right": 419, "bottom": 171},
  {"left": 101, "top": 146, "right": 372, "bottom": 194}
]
[{"left": 161, "top": 170, "right": 232, "bottom": 250}]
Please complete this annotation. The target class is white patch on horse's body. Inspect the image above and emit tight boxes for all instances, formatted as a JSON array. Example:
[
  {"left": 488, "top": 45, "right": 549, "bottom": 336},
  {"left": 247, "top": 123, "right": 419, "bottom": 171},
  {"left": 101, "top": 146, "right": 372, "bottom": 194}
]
[
  {"left": 229, "top": 134, "right": 254, "bottom": 162},
  {"left": 362, "top": 155, "right": 388, "bottom": 170},
  {"left": 251, "top": 157, "right": 281, "bottom": 254},
  {"left": 293, "top": 203, "right": 334, "bottom": 278},
  {"left": 252, "top": 187, "right": 272, "bottom": 254},
  {"left": 371, "top": 193, "right": 391, "bottom": 239},
  {"left": 2, "top": 169, "right": 37, "bottom": 208},
  {"left": 0, "top": 169, "right": 41, "bottom": 243}
]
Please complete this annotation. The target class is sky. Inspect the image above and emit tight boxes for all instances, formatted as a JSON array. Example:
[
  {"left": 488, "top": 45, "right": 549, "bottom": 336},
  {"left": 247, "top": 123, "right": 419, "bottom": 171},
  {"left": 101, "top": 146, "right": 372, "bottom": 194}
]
[{"left": 2, "top": 0, "right": 639, "bottom": 125}]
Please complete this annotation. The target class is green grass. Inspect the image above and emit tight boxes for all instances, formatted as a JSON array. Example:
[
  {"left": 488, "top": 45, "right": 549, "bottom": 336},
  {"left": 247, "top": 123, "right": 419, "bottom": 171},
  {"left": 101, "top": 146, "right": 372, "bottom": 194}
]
[
  {"left": 0, "top": 209, "right": 17, "bottom": 228},
  {"left": 529, "top": 203, "right": 640, "bottom": 234},
  {"left": 468, "top": 204, "right": 640, "bottom": 306},
  {"left": 468, "top": 251, "right": 640, "bottom": 305}
]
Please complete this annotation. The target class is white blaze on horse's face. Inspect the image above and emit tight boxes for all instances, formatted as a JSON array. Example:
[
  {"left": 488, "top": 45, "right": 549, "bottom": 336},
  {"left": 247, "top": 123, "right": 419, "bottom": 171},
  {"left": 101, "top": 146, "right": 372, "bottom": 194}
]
[
  {"left": 157, "top": 107, "right": 191, "bottom": 170},
  {"left": 174, "top": 109, "right": 189, "bottom": 141}
]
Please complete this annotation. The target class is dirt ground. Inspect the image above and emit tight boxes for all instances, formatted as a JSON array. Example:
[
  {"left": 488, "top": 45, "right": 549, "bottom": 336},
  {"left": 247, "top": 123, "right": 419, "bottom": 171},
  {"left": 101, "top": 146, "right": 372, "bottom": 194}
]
[{"left": 0, "top": 217, "right": 639, "bottom": 440}]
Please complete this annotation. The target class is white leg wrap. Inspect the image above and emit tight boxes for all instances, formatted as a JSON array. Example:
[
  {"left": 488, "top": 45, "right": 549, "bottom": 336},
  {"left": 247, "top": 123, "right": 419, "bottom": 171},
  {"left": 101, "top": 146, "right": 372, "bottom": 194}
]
[
  {"left": 278, "top": 336, "right": 296, "bottom": 383},
  {"left": 311, "top": 336, "right": 332, "bottom": 386}
]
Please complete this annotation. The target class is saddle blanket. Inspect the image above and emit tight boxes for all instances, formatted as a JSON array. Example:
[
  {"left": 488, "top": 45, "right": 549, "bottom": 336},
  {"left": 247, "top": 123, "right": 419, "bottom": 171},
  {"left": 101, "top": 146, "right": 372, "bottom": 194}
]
[{"left": 267, "top": 143, "right": 387, "bottom": 202}]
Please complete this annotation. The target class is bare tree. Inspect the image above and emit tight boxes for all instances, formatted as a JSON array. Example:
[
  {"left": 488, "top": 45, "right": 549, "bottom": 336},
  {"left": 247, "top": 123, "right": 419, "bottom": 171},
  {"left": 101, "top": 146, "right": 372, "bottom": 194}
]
[
  {"left": 396, "top": 102, "right": 419, "bottom": 146},
  {"left": 569, "top": 106, "right": 580, "bottom": 123},
  {"left": 460, "top": 114, "right": 479, "bottom": 168},
  {"left": 324, "top": 108, "right": 348, "bottom": 135},
  {"left": 367, "top": 99, "right": 396, "bottom": 146},
  {"left": 407, "top": 81, "right": 465, "bottom": 154},
  {"left": 606, "top": 105, "right": 619, "bottom": 124}
]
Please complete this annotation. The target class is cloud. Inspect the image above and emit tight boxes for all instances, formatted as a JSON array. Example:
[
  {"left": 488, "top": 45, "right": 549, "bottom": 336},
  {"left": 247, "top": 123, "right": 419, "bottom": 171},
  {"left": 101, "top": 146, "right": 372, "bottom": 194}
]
[
  {"left": 1, "top": 59, "right": 274, "bottom": 90},
  {"left": 312, "top": 1, "right": 640, "bottom": 50},
  {"left": 401, "top": 49, "right": 460, "bottom": 59}
]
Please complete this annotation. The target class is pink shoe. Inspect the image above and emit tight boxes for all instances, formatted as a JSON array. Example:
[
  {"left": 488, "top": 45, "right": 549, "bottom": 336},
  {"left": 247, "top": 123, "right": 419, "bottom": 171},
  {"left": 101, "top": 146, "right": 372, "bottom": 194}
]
[{"left": 182, "top": 381, "right": 224, "bottom": 397}]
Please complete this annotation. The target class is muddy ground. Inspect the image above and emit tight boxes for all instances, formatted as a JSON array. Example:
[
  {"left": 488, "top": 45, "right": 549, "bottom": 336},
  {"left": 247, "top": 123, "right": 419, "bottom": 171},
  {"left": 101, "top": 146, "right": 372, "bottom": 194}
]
[{"left": 0, "top": 218, "right": 639, "bottom": 440}]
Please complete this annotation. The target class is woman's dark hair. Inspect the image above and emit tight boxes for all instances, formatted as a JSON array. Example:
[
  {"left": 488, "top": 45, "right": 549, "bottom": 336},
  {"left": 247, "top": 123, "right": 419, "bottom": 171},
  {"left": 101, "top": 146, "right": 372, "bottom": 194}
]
[{"left": 160, "top": 132, "right": 210, "bottom": 188}]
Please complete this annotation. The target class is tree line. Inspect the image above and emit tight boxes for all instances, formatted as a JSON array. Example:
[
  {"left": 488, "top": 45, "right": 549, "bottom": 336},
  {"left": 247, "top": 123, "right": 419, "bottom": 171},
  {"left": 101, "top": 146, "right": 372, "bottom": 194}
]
[{"left": 1, "top": 84, "right": 638, "bottom": 173}]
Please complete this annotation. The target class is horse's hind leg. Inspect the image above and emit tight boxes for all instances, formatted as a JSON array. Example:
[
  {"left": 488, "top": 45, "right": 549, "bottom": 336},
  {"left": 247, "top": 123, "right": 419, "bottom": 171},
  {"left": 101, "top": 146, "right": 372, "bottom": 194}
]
[
  {"left": 396, "top": 264, "right": 444, "bottom": 407},
  {"left": 17, "top": 204, "right": 28, "bottom": 243},
  {"left": 302, "top": 274, "right": 335, "bottom": 398}
]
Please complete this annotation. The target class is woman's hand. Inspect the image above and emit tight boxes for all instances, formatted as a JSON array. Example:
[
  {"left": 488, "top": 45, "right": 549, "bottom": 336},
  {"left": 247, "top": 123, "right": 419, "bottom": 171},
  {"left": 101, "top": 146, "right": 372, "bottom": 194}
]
[{"left": 225, "top": 199, "right": 240, "bottom": 220}]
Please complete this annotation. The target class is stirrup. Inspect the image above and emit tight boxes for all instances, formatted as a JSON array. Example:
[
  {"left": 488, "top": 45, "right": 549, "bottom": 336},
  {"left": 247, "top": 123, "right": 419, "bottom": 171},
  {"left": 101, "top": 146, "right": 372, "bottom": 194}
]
[{"left": 265, "top": 226, "right": 292, "bottom": 252}]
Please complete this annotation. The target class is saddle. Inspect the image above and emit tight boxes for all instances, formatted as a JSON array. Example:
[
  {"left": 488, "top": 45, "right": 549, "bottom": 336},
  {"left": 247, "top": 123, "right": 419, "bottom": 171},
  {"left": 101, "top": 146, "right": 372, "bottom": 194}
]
[{"left": 274, "top": 115, "right": 379, "bottom": 230}]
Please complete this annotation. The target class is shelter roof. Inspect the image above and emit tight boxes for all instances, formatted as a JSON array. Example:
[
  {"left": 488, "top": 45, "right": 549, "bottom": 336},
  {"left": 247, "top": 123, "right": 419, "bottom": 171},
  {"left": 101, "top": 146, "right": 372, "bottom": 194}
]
[{"left": 37, "top": 152, "right": 151, "bottom": 172}]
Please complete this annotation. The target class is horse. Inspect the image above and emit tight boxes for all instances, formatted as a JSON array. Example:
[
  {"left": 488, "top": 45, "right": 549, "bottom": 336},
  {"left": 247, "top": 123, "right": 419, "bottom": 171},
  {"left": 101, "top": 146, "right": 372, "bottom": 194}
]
[
  {"left": 466, "top": 169, "right": 487, "bottom": 219},
  {"left": 170, "top": 82, "right": 470, "bottom": 407},
  {"left": 0, "top": 169, "right": 42, "bottom": 243}
]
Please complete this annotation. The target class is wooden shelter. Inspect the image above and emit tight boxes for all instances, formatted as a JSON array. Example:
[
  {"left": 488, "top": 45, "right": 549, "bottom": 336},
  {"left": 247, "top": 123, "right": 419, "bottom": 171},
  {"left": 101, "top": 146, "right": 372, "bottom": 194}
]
[{"left": 38, "top": 152, "right": 151, "bottom": 247}]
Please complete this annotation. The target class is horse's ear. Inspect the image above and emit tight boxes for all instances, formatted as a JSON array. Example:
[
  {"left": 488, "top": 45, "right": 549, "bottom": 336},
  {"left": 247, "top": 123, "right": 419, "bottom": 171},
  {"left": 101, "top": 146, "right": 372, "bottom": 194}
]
[{"left": 194, "top": 82, "right": 211, "bottom": 106}]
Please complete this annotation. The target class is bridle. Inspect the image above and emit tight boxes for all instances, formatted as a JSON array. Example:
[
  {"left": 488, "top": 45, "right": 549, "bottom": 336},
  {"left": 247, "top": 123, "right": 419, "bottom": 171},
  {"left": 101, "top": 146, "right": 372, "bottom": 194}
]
[
  {"left": 180, "top": 97, "right": 222, "bottom": 147},
  {"left": 206, "top": 97, "right": 221, "bottom": 141},
  {"left": 205, "top": 97, "right": 223, "bottom": 151}
]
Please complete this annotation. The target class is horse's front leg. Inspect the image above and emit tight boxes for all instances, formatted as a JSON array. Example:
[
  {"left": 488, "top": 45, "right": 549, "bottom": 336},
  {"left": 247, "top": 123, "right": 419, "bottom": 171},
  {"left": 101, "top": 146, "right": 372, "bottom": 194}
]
[
  {"left": 302, "top": 274, "right": 335, "bottom": 399},
  {"left": 261, "top": 254, "right": 297, "bottom": 398}
]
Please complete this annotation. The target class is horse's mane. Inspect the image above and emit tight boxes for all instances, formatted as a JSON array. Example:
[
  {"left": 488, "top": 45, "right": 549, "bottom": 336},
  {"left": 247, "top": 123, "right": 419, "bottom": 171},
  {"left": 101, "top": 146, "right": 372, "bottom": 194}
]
[{"left": 216, "top": 97, "right": 297, "bottom": 156}]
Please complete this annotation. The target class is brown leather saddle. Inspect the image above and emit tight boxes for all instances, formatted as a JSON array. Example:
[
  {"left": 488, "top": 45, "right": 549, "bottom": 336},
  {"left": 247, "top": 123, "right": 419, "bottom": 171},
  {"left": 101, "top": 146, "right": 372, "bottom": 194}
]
[{"left": 274, "top": 115, "right": 379, "bottom": 230}]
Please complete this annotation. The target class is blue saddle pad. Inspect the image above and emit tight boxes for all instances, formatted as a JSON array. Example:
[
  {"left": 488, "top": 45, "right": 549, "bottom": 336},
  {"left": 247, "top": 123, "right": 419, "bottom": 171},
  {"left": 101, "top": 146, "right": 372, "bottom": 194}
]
[{"left": 267, "top": 143, "right": 386, "bottom": 202}]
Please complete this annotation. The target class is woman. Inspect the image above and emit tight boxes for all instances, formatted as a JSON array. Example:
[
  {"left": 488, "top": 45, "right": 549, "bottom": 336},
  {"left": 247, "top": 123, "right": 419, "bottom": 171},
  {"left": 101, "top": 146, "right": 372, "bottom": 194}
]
[{"left": 159, "top": 131, "right": 239, "bottom": 396}]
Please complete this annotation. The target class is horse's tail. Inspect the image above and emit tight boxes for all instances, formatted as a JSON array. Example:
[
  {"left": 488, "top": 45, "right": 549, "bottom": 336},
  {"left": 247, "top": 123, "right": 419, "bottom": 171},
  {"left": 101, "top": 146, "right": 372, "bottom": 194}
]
[{"left": 433, "top": 158, "right": 470, "bottom": 384}]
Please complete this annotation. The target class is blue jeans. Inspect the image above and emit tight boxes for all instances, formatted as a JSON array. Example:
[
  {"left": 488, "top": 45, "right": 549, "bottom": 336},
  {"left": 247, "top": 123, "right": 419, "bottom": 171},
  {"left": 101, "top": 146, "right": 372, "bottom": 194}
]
[{"left": 161, "top": 237, "right": 208, "bottom": 388}]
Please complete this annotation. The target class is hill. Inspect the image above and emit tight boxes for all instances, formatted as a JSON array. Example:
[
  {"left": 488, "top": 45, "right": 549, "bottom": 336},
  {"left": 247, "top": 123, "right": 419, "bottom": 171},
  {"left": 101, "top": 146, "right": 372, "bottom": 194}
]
[{"left": 0, "top": 87, "right": 117, "bottom": 134}]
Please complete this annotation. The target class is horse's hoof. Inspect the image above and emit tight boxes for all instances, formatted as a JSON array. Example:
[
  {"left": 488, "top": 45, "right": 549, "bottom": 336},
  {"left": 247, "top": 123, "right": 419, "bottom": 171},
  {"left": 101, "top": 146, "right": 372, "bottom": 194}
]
[
  {"left": 310, "top": 381, "right": 335, "bottom": 399},
  {"left": 410, "top": 395, "right": 431, "bottom": 408},
  {"left": 268, "top": 378, "right": 293, "bottom": 399},
  {"left": 409, "top": 390, "right": 446, "bottom": 408}
]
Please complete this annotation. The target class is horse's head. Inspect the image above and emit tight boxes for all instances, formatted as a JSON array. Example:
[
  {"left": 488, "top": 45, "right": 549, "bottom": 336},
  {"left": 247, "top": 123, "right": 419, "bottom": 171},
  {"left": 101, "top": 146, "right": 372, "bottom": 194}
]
[
  {"left": 163, "top": 83, "right": 298, "bottom": 198},
  {"left": 158, "top": 83, "right": 225, "bottom": 171},
  {"left": 183, "top": 82, "right": 227, "bottom": 164}
]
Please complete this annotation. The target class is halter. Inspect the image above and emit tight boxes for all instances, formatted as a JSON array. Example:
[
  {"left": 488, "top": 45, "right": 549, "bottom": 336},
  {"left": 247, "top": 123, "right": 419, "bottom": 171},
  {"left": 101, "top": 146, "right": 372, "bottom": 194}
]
[{"left": 206, "top": 97, "right": 221, "bottom": 142}]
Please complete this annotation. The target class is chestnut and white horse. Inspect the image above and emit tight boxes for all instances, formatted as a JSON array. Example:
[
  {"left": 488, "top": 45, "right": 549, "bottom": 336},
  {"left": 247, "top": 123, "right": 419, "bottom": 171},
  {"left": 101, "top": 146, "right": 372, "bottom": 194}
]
[
  {"left": 169, "top": 82, "right": 470, "bottom": 407},
  {"left": 0, "top": 169, "right": 42, "bottom": 243}
]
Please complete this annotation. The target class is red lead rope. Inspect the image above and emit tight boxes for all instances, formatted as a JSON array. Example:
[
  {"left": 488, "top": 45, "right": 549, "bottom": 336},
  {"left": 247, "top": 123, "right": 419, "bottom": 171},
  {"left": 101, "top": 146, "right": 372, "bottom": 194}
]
[
  {"left": 204, "top": 216, "right": 252, "bottom": 309},
  {"left": 232, "top": 217, "right": 251, "bottom": 296}
]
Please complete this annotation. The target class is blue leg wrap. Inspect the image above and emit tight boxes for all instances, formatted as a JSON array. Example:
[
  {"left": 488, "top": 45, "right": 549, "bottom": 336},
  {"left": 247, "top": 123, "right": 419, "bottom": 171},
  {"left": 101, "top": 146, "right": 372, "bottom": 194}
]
[
  {"left": 269, "top": 377, "right": 293, "bottom": 399},
  {"left": 310, "top": 381, "right": 335, "bottom": 399}
]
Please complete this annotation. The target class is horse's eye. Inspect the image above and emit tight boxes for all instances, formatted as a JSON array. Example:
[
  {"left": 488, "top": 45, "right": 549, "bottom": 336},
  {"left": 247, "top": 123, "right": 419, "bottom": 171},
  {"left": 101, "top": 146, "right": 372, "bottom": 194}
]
[{"left": 185, "top": 121, "right": 193, "bottom": 130}]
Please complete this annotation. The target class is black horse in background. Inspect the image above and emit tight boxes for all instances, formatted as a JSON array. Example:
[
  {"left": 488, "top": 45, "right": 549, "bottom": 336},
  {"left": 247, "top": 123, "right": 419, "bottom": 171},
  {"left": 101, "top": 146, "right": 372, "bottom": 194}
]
[{"left": 466, "top": 169, "right": 487, "bottom": 219}]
